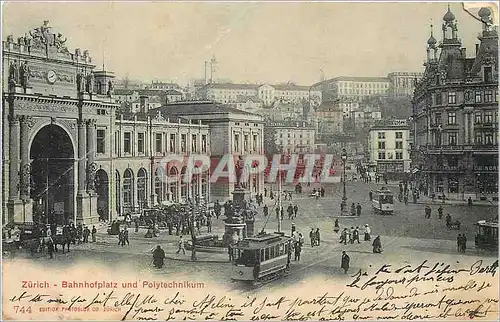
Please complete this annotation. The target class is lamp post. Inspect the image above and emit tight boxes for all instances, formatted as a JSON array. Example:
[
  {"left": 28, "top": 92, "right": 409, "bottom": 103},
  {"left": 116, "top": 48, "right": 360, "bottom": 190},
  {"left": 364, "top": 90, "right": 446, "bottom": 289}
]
[{"left": 341, "top": 148, "right": 348, "bottom": 212}]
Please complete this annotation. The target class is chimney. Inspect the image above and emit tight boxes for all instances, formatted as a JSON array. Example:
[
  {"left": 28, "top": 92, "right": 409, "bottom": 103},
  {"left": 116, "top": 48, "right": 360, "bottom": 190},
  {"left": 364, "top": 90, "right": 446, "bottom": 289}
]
[{"left": 475, "top": 44, "right": 479, "bottom": 56}]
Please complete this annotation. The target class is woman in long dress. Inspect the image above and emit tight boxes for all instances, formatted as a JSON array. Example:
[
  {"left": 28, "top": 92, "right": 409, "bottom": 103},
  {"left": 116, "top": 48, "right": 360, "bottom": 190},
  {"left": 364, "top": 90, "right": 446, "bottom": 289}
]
[{"left": 152, "top": 245, "right": 166, "bottom": 268}]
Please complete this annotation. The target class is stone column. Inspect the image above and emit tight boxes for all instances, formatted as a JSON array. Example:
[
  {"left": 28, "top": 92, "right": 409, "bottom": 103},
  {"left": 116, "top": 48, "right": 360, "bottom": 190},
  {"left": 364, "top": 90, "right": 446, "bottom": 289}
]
[
  {"left": 464, "top": 113, "right": 469, "bottom": 144},
  {"left": 19, "top": 115, "right": 32, "bottom": 199},
  {"left": 78, "top": 120, "right": 87, "bottom": 193},
  {"left": 8, "top": 115, "right": 20, "bottom": 200},
  {"left": 86, "top": 120, "right": 96, "bottom": 193}
]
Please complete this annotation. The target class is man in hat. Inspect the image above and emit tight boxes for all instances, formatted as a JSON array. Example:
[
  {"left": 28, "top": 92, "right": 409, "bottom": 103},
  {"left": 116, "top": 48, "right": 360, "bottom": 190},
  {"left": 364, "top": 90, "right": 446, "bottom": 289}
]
[{"left": 364, "top": 224, "right": 371, "bottom": 241}]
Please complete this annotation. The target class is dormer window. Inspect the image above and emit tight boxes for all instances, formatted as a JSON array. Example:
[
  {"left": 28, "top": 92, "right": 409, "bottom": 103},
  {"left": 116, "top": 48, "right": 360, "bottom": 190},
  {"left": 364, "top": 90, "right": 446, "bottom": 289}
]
[{"left": 484, "top": 66, "right": 492, "bottom": 83}]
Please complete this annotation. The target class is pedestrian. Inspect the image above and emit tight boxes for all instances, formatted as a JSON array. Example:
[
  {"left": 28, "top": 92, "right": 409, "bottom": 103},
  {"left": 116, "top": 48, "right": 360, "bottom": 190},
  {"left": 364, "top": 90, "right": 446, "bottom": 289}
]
[
  {"left": 281, "top": 207, "right": 284, "bottom": 221},
  {"left": 315, "top": 190, "right": 320, "bottom": 200},
  {"left": 270, "top": 191, "right": 274, "bottom": 200},
  {"left": 468, "top": 197, "right": 473, "bottom": 207},
  {"left": 91, "top": 225, "right": 97, "bottom": 242},
  {"left": 351, "top": 203, "right": 356, "bottom": 216},
  {"left": 356, "top": 203, "right": 362, "bottom": 216},
  {"left": 46, "top": 237, "right": 54, "bottom": 259},
  {"left": 176, "top": 236, "right": 186, "bottom": 255},
  {"left": 123, "top": 228, "right": 130, "bottom": 245},
  {"left": 228, "top": 244, "right": 233, "bottom": 262},
  {"left": 341, "top": 251, "right": 350, "bottom": 274},
  {"left": 118, "top": 229, "right": 124, "bottom": 246},
  {"left": 275, "top": 207, "right": 280, "bottom": 220},
  {"left": 353, "top": 227, "right": 360, "bottom": 244},
  {"left": 315, "top": 228, "right": 321, "bottom": 246},
  {"left": 346, "top": 228, "right": 351, "bottom": 245},
  {"left": 320, "top": 186, "right": 325, "bottom": 197},
  {"left": 334, "top": 218, "right": 340, "bottom": 233},
  {"left": 291, "top": 223, "right": 296, "bottom": 236},
  {"left": 457, "top": 234, "right": 462, "bottom": 252},
  {"left": 349, "top": 227, "right": 355, "bottom": 244},
  {"left": 462, "top": 234, "right": 467, "bottom": 252},
  {"left": 340, "top": 228, "right": 347, "bottom": 244},
  {"left": 372, "top": 235, "right": 382, "bottom": 253},
  {"left": 438, "top": 206, "right": 443, "bottom": 219},
  {"left": 82, "top": 226, "right": 89, "bottom": 243},
  {"left": 293, "top": 204, "right": 298, "bottom": 218},
  {"left": 263, "top": 204, "right": 268, "bottom": 217},
  {"left": 264, "top": 188, "right": 268, "bottom": 197},
  {"left": 207, "top": 216, "right": 212, "bottom": 233},
  {"left": 364, "top": 224, "right": 371, "bottom": 241},
  {"left": 152, "top": 245, "right": 165, "bottom": 269},
  {"left": 135, "top": 218, "right": 139, "bottom": 233},
  {"left": 369, "top": 191, "right": 373, "bottom": 201},
  {"left": 309, "top": 228, "right": 315, "bottom": 247},
  {"left": 294, "top": 242, "right": 302, "bottom": 261}
]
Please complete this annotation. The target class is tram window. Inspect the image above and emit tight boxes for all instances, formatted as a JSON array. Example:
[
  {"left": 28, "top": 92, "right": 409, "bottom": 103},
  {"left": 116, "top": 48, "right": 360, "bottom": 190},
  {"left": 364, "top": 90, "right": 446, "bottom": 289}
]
[
  {"left": 260, "top": 249, "right": 264, "bottom": 262},
  {"left": 279, "top": 243, "right": 285, "bottom": 255},
  {"left": 265, "top": 248, "right": 270, "bottom": 261},
  {"left": 270, "top": 247, "right": 275, "bottom": 259},
  {"left": 275, "top": 245, "right": 280, "bottom": 256},
  {"left": 380, "top": 195, "right": 393, "bottom": 203},
  {"left": 236, "top": 249, "right": 256, "bottom": 266}
]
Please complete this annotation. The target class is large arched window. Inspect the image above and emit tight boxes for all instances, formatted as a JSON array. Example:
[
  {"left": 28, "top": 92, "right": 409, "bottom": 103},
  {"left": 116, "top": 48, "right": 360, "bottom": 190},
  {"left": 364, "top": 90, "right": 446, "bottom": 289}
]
[
  {"left": 115, "top": 170, "right": 121, "bottom": 214},
  {"left": 137, "top": 168, "right": 147, "bottom": 210},
  {"left": 169, "top": 167, "right": 178, "bottom": 202},
  {"left": 181, "top": 166, "right": 187, "bottom": 201},
  {"left": 123, "top": 168, "right": 134, "bottom": 212},
  {"left": 155, "top": 167, "right": 164, "bottom": 204}
]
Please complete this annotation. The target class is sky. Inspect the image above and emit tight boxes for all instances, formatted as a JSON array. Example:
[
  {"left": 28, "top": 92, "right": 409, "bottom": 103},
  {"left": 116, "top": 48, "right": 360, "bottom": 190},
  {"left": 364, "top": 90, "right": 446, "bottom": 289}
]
[{"left": 2, "top": 1, "right": 497, "bottom": 85}]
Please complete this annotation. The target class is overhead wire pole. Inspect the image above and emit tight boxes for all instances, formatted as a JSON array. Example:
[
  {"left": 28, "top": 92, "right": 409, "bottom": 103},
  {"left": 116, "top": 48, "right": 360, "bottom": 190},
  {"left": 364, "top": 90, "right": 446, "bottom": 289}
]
[
  {"left": 277, "top": 163, "right": 282, "bottom": 233},
  {"left": 189, "top": 163, "right": 197, "bottom": 261}
]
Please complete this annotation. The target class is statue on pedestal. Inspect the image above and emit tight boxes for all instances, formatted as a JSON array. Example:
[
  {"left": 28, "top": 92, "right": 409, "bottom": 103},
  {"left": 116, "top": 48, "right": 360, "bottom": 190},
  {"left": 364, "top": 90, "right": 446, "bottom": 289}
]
[
  {"left": 235, "top": 155, "right": 244, "bottom": 189},
  {"left": 107, "top": 80, "right": 114, "bottom": 97},
  {"left": 20, "top": 61, "right": 30, "bottom": 89},
  {"left": 86, "top": 71, "right": 94, "bottom": 94},
  {"left": 76, "top": 70, "right": 84, "bottom": 93},
  {"left": 8, "top": 60, "right": 19, "bottom": 85}
]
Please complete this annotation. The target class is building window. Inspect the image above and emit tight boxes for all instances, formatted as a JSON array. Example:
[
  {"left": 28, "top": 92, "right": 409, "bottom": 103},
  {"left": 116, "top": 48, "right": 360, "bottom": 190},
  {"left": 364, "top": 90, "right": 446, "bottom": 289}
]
[
  {"left": 244, "top": 134, "right": 249, "bottom": 152},
  {"left": 485, "top": 132, "right": 493, "bottom": 145},
  {"left": 448, "top": 92, "right": 456, "bottom": 104},
  {"left": 475, "top": 132, "right": 483, "bottom": 145},
  {"left": 201, "top": 135, "right": 207, "bottom": 153},
  {"left": 435, "top": 92, "right": 442, "bottom": 105},
  {"left": 447, "top": 112, "right": 456, "bottom": 125},
  {"left": 484, "top": 66, "right": 492, "bottom": 82},
  {"left": 192, "top": 134, "right": 197, "bottom": 152},
  {"left": 395, "top": 152, "right": 403, "bottom": 160},
  {"left": 484, "top": 111, "right": 493, "bottom": 124},
  {"left": 377, "top": 132, "right": 385, "bottom": 139},
  {"left": 114, "top": 132, "right": 119, "bottom": 154},
  {"left": 395, "top": 132, "right": 403, "bottom": 139},
  {"left": 124, "top": 132, "right": 131, "bottom": 154},
  {"left": 448, "top": 132, "right": 457, "bottom": 146},
  {"left": 378, "top": 141, "right": 386, "bottom": 149},
  {"left": 155, "top": 133, "right": 162, "bottom": 153},
  {"left": 434, "top": 113, "right": 442, "bottom": 125},
  {"left": 253, "top": 134, "right": 258, "bottom": 152},
  {"left": 484, "top": 90, "right": 493, "bottom": 103},
  {"left": 96, "top": 129, "right": 105, "bottom": 154},
  {"left": 170, "top": 134, "right": 176, "bottom": 153},
  {"left": 395, "top": 141, "right": 403, "bottom": 150},
  {"left": 475, "top": 91, "right": 482, "bottom": 103},
  {"left": 378, "top": 152, "right": 386, "bottom": 159},
  {"left": 234, "top": 134, "right": 240, "bottom": 152},
  {"left": 181, "top": 134, "right": 187, "bottom": 153},
  {"left": 137, "top": 132, "right": 145, "bottom": 154},
  {"left": 475, "top": 112, "right": 482, "bottom": 124},
  {"left": 448, "top": 177, "right": 459, "bottom": 193}
]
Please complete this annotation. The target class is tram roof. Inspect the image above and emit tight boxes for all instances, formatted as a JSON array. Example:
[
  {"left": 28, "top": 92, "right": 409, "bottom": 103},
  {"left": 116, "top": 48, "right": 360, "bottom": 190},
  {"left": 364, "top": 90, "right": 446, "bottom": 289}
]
[
  {"left": 476, "top": 220, "right": 498, "bottom": 228},
  {"left": 234, "top": 233, "right": 290, "bottom": 249}
]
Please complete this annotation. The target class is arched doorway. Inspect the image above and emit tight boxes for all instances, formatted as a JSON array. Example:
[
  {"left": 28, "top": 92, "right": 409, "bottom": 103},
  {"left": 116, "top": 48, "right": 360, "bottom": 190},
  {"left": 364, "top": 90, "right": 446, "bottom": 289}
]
[
  {"left": 95, "top": 169, "right": 109, "bottom": 221},
  {"left": 115, "top": 170, "right": 121, "bottom": 215},
  {"left": 169, "top": 167, "right": 178, "bottom": 202},
  {"left": 155, "top": 167, "right": 164, "bottom": 205},
  {"left": 30, "top": 124, "right": 74, "bottom": 225},
  {"left": 137, "top": 168, "right": 147, "bottom": 210},
  {"left": 123, "top": 168, "right": 134, "bottom": 214}
]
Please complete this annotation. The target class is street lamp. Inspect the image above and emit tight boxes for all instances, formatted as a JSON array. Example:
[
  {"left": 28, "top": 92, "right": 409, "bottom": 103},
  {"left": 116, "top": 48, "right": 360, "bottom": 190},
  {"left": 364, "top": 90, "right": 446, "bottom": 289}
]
[{"left": 341, "top": 148, "right": 348, "bottom": 212}]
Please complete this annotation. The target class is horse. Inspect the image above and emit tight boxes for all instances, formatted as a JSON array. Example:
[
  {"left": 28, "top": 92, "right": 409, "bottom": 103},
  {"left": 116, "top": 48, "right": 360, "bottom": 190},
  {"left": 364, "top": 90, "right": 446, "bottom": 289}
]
[{"left": 53, "top": 228, "right": 72, "bottom": 253}]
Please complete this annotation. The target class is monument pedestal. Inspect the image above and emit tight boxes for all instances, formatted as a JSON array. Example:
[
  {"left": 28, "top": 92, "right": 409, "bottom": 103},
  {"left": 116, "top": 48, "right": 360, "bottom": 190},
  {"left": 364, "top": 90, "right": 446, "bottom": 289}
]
[
  {"left": 245, "top": 219, "right": 255, "bottom": 237},
  {"left": 76, "top": 192, "right": 100, "bottom": 225},
  {"left": 8, "top": 199, "right": 33, "bottom": 224}
]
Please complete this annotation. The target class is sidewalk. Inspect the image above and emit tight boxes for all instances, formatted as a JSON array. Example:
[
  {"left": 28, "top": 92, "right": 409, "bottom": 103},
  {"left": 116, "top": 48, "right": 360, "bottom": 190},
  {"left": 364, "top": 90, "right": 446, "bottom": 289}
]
[{"left": 413, "top": 196, "right": 497, "bottom": 207}]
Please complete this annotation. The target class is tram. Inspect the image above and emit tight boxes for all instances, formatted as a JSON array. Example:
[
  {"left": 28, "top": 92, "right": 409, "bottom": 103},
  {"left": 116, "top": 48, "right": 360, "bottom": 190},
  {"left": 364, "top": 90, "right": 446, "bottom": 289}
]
[
  {"left": 371, "top": 187, "right": 394, "bottom": 215},
  {"left": 474, "top": 220, "right": 498, "bottom": 252},
  {"left": 230, "top": 232, "right": 293, "bottom": 283}
]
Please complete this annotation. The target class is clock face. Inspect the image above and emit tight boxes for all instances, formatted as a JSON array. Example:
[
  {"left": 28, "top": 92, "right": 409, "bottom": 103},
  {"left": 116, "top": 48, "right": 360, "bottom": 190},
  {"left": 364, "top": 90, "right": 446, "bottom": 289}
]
[{"left": 46, "top": 70, "right": 57, "bottom": 84}]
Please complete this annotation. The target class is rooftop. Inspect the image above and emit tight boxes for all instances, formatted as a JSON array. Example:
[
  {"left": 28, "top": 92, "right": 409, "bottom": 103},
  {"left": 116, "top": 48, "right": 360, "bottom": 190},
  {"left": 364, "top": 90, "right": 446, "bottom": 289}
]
[{"left": 150, "top": 101, "right": 259, "bottom": 117}]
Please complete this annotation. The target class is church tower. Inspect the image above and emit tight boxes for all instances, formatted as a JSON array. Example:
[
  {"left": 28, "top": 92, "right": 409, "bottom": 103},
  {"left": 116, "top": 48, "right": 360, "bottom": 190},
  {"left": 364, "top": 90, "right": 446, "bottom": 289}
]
[{"left": 426, "top": 24, "right": 438, "bottom": 64}]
